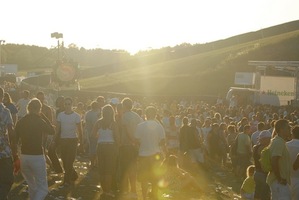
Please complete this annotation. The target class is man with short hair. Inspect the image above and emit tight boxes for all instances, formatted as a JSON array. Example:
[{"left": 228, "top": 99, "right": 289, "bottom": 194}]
[
  {"left": 36, "top": 91, "right": 54, "bottom": 170},
  {"left": 266, "top": 119, "right": 291, "bottom": 200},
  {"left": 286, "top": 125, "right": 299, "bottom": 199},
  {"left": 236, "top": 124, "right": 252, "bottom": 178},
  {"left": 0, "top": 87, "right": 18, "bottom": 199},
  {"left": 119, "top": 97, "right": 143, "bottom": 198},
  {"left": 251, "top": 122, "right": 265, "bottom": 146},
  {"left": 36, "top": 91, "right": 53, "bottom": 123},
  {"left": 253, "top": 130, "right": 271, "bottom": 200},
  {"left": 16, "top": 90, "right": 31, "bottom": 120},
  {"left": 161, "top": 110, "right": 170, "bottom": 129},
  {"left": 84, "top": 101, "right": 100, "bottom": 167},
  {"left": 96, "top": 96, "right": 106, "bottom": 118},
  {"left": 135, "top": 106, "right": 166, "bottom": 200}
]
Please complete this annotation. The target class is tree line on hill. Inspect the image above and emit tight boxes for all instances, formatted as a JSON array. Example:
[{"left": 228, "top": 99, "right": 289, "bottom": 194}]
[{"left": 2, "top": 20, "right": 299, "bottom": 72}]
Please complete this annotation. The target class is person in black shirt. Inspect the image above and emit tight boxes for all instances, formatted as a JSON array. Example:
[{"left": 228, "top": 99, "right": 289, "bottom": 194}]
[
  {"left": 179, "top": 117, "right": 190, "bottom": 155},
  {"left": 15, "top": 98, "right": 55, "bottom": 200}
]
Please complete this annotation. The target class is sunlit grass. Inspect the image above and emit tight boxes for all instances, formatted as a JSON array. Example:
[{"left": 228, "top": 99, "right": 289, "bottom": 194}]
[{"left": 80, "top": 29, "right": 299, "bottom": 95}]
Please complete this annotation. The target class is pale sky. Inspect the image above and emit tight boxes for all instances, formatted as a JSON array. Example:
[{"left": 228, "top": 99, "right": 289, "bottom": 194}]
[{"left": 1, "top": 0, "right": 299, "bottom": 54}]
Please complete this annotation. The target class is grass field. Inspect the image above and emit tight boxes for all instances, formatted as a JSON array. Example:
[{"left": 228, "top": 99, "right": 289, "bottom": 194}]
[{"left": 79, "top": 29, "right": 299, "bottom": 96}]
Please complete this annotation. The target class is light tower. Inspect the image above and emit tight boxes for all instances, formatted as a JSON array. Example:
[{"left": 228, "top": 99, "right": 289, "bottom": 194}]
[
  {"left": 51, "top": 32, "right": 63, "bottom": 61},
  {"left": 0, "top": 40, "right": 5, "bottom": 68}
]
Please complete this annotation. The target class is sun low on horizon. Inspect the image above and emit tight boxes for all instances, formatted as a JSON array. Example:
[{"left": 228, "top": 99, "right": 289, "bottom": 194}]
[{"left": 1, "top": 0, "right": 299, "bottom": 55}]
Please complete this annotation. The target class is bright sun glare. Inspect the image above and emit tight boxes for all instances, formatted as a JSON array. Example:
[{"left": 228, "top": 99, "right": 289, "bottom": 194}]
[{"left": 1, "top": 0, "right": 299, "bottom": 54}]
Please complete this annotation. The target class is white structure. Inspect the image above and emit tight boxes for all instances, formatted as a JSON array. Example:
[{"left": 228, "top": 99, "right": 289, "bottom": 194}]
[
  {"left": 1, "top": 64, "right": 18, "bottom": 75},
  {"left": 234, "top": 72, "right": 255, "bottom": 86},
  {"left": 249, "top": 60, "right": 299, "bottom": 102}
]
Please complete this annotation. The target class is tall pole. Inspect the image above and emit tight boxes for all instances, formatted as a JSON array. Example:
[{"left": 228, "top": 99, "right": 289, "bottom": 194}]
[
  {"left": 0, "top": 40, "right": 5, "bottom": 68},
  {"left": 51, "top": 32, "right": 63, "bottom": 62},
  {"left": 296, "top": 68, "right": 299, "bottom": 101},
  {"left": 0, "top": 42, "right": 1, "bottom": 69},
  {"left": 0, "top": 40, "right": 5, "bottom": 77},
  {"left": 57, "top": 39, "right": 60, "bottom": 61}
]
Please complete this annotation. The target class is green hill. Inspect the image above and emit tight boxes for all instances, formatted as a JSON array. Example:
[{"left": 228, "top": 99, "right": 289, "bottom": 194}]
[
  {"left": 80, "top": 22, "right": 299, "bottom": 96},
  {"left": 3, "top": 20, "right": 299, "bottom": 97}
]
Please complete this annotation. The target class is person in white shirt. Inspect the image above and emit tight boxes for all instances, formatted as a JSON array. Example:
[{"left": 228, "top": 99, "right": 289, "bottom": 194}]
[
  {"left": 56, "top": 97, "right": 83, "bottom": 187},
  {"left": 286, "top": 125, "right": 299, "bottom": 200},
  {"left": 251, "top": 122, "right": 265, "bottom": 146},
  {"left": 165, "top": 116, "right": 179, "bottom": 155},
  {"left": 135, "top": 106, "right": 166, "bottom": 200},
  {"left": 92, "top": 104, "right": 119, "bottom": 199},
  {"left": 266, "top": 119, "right": 291, "bottom": 200},
  {"left": 16, "top": 90, "right": 31, "bottom": 120},
  {"left": 119, "top": 97, "right": 143, "bottom": 198},
  {"left": 162, "top": 110, "right": 170, "bottom": 129},
  {"left": 201, "top": 118, "right": 212, "bottom": 153}
]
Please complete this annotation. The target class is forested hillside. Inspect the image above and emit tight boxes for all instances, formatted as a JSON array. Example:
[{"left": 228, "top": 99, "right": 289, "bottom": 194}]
[
  {"left": 2, "top": 20, "right": 299, "bottom": 96},
  {"left": 80, "top": 23, "right": 299, "bottom": 96}
]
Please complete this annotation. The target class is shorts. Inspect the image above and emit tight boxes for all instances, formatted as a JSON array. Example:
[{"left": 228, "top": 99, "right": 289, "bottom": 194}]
[{"left": 137, "top": 154, "right": 163, "bottom": 183}]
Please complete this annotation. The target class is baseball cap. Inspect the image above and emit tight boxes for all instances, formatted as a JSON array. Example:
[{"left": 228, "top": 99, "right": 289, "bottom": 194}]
[{"left": 259, "top": 130, "right": 272, "bottom": 140}]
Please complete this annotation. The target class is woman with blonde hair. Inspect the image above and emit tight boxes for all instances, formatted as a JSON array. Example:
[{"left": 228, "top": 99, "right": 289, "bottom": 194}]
[{"left": 240, "top": 165, "right": 255, "bottom": 199}]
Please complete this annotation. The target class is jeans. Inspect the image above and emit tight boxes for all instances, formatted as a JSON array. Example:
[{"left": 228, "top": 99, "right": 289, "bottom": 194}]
[
  {"left": 20, "top": 154, "right": 48, "bottom": 200},
  {"left": 48, "top": 141, "right": 63, "bottom": 173},
  {"left": 254, "top": 171, "right": 270, "bottom": 200},
  {"left": 270, "top": 180, "right": 291, "bottom": 200},
  {"left": 119, "top": 145, "right": 138, "bottom": 193},
  {"left": 0, "top": 157, "right": 14, "bottom": 200},
  {"left": 291, "top": 178, "right": 299, "bottom": 200},
  {"left": 236, "top": 153, "right": 251, "bottom": 177},
  {"left": 60, "top": 138, "right": 78, "bottom": 184}
]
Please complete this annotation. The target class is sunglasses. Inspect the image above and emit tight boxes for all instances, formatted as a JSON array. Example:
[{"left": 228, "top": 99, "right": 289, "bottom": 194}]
[{"left": 65, "top": 102, "right": 72, "bottom": 106}]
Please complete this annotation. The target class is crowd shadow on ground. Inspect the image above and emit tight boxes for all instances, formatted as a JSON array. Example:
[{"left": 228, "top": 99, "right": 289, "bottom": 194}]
[
  {"left": 8, "top": 156, "right": 242, "bottom": 200},
  {"left": 9, "top": 158, "right": 101, "bottom": 200},
  {"left": 199, "top": 161, "right": 244, "bottom": 200}
]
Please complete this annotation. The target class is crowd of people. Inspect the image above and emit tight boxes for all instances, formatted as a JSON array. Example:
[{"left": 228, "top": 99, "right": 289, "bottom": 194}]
[{"left": 1, "top": 87, "right": 299, "bottom": 200}]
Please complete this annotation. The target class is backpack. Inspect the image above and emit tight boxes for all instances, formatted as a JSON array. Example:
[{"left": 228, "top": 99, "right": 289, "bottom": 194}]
[{"left": 259, "top": 146, "right": 272, "bottom": 173}]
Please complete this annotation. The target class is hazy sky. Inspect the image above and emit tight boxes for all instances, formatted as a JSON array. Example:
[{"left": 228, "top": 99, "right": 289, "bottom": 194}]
[{"left": 1, "top": 0, "right": 299, "bottom": 54}]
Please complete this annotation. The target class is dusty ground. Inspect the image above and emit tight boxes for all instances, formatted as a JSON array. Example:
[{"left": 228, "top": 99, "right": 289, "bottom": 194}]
[{"left": 8, "top": 157, "right": 243, "bottom": 200}]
